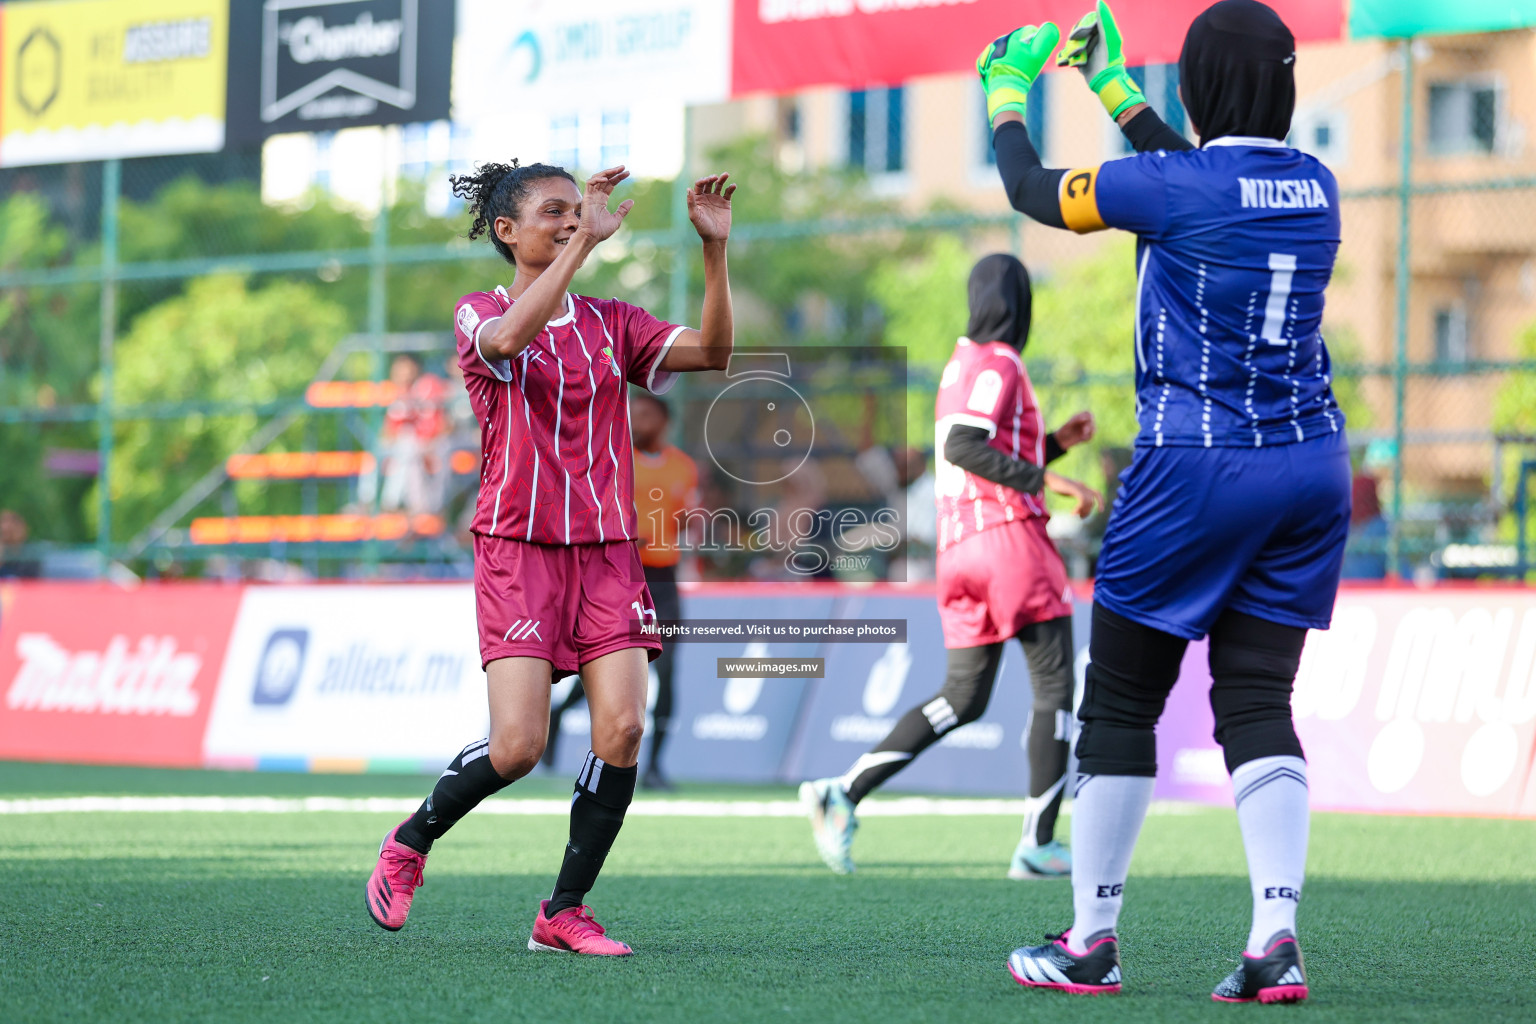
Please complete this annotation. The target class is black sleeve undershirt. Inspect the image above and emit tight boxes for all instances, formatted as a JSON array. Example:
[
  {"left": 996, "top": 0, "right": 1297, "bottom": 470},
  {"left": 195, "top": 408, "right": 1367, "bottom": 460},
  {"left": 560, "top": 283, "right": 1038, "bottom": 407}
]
[
  {"left": 945, "top": 425, "right": 1065, "bottom": 495},
  {"left": 992, "top": 121, "right": 1066, "bottom": 228},
  {"left": 1120, "top": 106, "right": 1196, "bottom": 153},
  {"left": 993, "top": 107, "right": 1195, "bottom": 227}
]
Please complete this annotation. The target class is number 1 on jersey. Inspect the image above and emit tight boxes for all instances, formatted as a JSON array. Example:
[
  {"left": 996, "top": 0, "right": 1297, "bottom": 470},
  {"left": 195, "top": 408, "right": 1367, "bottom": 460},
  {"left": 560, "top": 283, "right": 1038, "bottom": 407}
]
[{"left": 1261, "top": 252, "right": 1297, "bottom": 346}]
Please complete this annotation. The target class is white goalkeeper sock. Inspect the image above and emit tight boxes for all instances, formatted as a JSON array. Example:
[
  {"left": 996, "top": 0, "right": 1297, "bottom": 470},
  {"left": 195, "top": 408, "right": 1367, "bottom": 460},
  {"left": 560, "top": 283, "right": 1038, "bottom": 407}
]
[
  {"left": 1232, "top": 755, "right": 1309, "bottom": 956},
  {"left": 1067, "top": 773, "right": 1155, "bottom": 954}
]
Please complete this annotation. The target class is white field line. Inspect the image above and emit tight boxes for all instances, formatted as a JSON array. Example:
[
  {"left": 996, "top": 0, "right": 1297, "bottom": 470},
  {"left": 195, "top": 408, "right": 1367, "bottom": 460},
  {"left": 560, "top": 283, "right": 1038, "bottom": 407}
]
[{"left": 0, "top": 796, "right": 1208, "bottom": 817}]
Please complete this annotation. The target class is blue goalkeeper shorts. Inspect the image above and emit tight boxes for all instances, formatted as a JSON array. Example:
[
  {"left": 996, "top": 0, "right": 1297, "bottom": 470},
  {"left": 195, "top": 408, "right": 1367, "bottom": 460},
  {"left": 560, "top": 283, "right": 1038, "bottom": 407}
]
[{"left": 1093, "top": 430, "right": 1351, "bottom": 640}]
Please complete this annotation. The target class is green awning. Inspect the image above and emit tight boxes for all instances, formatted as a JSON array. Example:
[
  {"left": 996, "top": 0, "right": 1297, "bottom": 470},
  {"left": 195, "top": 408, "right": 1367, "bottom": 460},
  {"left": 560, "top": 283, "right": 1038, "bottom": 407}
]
[{"left": 1351, "top": 0, "right": 1536, "bottom": 38}]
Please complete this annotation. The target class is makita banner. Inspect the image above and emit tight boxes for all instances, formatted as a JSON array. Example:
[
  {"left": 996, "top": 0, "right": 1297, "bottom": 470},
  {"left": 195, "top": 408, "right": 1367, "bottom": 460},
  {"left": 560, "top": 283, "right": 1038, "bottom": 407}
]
[
  {"left": 225, "top": 0, "right": 454, "bottom": 142},
  {"left": 0, "top": 583, "right": 242, "bottom": 767},
  {"left": 730, "top": 0, "right": 1345, "bottom": 95}
]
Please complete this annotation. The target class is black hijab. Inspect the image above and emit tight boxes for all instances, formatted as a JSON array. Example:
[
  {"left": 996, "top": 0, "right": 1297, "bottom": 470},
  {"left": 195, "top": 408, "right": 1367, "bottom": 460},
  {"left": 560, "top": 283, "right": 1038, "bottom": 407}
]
[
  {"left": 1179, "top": 0, "right": 1296, "bottom": 145},
  {"left": 966, "top": 254, "right": 1032, "bottom": 351}
]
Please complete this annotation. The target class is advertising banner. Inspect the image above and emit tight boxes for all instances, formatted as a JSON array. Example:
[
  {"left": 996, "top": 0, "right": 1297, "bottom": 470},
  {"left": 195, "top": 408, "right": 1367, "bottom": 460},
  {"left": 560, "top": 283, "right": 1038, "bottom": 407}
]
[
  {"left": 731, "top": 0, "right": 1345, "bottom": 95},
  {"left": 781, "top": 593, "right": 1091, "bottom": 795},
  {"left": 1350, "top": 0, "right": 1536, "bottom": 39},
  {"left": 454, "top": 0, "right": 731, "bottom": 123},
  {"left": 0, "top": 0, "right": 229, "bottom": 167},
  {"left": 202, "top": 585, "right": 488, "bottom": 768},
  {"left": 1152, "top": 590, "right": 1536, "bottom": 817},
  {"left": 224, "top": 0, "right": 453, "bottom": 143},
  {"left": 546, "top": 592, "right": 837, "bottom": 781},
  {"left": 0, "top": 583, "right": 243, "bottom": 767}
]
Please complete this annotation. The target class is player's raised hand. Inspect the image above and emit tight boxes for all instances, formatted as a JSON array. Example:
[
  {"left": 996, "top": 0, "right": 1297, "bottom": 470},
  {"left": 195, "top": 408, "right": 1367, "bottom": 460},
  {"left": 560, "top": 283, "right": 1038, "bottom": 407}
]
[
  {"left": 1054, "top": 411, "right": 1096, "bottom": 449},
  {"left": 1056, "top": 1, "right": 1146, "bottom": 120},
  {"left": 579, "top": 166, "right": 634, "bottom": 243},
  {"left": 1046, "top": 472, "right": 1101, "bottom": 518},
  {"left": 687, "top": 173, "right": 736, "bottom": 244},
  {"left": 975, "top": 23, "right": 1060, "bottom": 121}
]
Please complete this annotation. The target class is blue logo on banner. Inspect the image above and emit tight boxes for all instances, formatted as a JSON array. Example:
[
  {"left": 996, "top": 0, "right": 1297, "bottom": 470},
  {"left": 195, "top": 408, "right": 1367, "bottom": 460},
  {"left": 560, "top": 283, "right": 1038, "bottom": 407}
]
[{"left": 253, "top": 629, "right": 309, "bottom": 706}]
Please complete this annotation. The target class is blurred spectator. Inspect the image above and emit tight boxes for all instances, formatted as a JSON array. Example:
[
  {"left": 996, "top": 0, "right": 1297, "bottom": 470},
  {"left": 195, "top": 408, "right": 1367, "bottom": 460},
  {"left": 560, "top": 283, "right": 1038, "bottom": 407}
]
[
  {"left": 364, "top": 353, "right": 450, "bottom": 518},
  {"left": 752, "top": 456, "right": 835, "bottom": 580},
  {"left": 900, "top": 446, "right": 936, "bottom": 580},
  {"left": 853, "top": 445, "right": 935, "bottom": 580},
  {"left": 1341, "top": 471, "right": 1389, "bottom": 580},
  {"left": 0, "top": 510, "right": 41, "bottom": 579}
]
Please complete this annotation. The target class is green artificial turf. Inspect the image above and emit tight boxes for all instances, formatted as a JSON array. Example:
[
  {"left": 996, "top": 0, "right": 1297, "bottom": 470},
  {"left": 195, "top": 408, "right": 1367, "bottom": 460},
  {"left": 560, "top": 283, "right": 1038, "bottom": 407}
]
[{"left": 1, "top": 762, "right": 1532, "bottom": 1023}]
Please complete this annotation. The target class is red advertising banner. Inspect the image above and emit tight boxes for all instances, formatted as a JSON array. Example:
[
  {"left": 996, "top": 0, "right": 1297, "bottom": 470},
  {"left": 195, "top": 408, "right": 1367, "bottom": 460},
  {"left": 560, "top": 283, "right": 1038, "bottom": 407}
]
[
  {"left": 0, "top": 583, "right": 245, "bottom": 768},
  {"left": 732, "top": 0, "right": 1346, "bottom": 95}
]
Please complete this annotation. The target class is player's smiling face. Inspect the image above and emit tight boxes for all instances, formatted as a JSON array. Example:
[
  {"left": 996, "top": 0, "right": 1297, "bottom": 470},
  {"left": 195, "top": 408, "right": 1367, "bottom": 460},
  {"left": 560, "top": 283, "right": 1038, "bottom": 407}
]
[{"left": 496, "top": 176, "right": 582, "bottom": 271}]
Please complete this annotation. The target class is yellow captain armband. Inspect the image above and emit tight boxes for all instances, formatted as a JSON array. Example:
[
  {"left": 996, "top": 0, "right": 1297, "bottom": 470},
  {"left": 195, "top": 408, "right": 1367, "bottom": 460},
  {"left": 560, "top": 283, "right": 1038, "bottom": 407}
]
[{"left": 1059, "top": 166, "right": 1108, "bottom": 233}]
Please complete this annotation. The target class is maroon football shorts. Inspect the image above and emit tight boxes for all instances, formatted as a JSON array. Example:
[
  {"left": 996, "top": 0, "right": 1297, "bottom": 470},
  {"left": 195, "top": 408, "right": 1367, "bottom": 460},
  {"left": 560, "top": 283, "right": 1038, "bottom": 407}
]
[{"left": 473, "top": 535, "right": 662, "bottom": 674}]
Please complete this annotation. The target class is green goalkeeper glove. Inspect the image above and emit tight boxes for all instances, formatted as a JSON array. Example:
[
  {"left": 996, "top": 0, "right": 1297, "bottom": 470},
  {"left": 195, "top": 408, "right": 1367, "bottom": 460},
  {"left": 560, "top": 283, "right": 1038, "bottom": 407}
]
[
  {"left": 976, "top": 23, "right": 1060, "bottom": 121},
  {"left": 1056, "top": 0, "right": 1146, "bottom": 120}
]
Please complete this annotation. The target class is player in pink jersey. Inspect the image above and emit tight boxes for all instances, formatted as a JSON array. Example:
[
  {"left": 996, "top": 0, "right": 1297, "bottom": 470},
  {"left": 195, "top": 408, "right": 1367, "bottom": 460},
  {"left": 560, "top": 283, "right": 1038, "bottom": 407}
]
[
  {"left": 802, "top": 253, "right": 1100, "bottom": 878},
  {"left": 365, "top": 160, "right": 737, "bottom": 955}
]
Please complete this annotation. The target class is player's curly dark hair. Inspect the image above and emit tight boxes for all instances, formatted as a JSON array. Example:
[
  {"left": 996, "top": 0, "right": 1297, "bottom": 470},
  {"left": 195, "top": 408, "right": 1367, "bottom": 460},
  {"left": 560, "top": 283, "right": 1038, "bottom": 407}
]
[{"left": 450, "top": 159, "right": 576, "bottom": 265}]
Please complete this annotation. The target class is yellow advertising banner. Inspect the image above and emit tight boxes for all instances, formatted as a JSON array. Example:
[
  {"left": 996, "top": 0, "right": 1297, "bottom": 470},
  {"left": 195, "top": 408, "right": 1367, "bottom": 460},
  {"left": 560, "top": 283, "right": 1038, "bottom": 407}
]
[{"left": 0, "top": 0, "right": 228, "bottom": 166}]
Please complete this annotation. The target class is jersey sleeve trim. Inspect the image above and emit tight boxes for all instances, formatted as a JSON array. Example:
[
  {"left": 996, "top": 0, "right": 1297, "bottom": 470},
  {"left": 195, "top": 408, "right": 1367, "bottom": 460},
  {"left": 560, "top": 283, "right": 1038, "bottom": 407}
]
[
  {"left": 473, "top": 316, "right": 514, "bottom": 382},
  {"left": 646, "top": 324, "right": 688, "bottom": 395},
  {"left": 938, "top": 412, "right": 998, "bottom": 439},
  {"left": 1059, "top": 167, "right": 1108, "bottom": 234}
]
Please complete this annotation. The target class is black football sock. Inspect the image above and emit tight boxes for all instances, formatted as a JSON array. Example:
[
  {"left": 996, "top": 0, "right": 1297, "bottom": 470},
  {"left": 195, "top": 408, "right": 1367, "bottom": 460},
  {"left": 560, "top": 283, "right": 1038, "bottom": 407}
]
[
  {"left": 841, "top": 643, "right": 1003, "bottom": 804},
  {"left": 547, "top": 752, "right": 636, "bottom": 917},
  {"left": 1023, "top": 708, "right": 1070, "bottom": 845},
  {"left": 396, "top": 738, "right": 512, "bottom": 854},
  {"left": 840, "top": 707, "right": 941, "bottom": 804},
  {"left": 1018, "top": 616, "right": 1075, "bottom": 846}
]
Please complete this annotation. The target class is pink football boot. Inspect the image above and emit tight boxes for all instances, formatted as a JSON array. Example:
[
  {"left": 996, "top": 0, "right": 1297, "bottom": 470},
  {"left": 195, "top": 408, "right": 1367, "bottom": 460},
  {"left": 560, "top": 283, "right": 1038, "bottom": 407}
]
[
  {"left": 365, "top": 820, "right": 427, "bottom": 931},
  {"left": 528, "top": 900, "right": 634, "bottom": 956}
]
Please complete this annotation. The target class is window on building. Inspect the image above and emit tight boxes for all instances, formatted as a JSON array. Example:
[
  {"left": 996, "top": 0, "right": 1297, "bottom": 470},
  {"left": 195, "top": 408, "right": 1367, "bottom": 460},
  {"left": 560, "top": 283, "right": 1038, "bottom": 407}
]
[
  {"left": 977, "top": 75, "right": 1048, "bottom": 167},
  {"left": 1428, "top": 79, "right": 1500, "bottom": 155},
  {"left": 847, "top": 86, "right": 905, "bottom": 174},
  {"left": 600, "top": 110, "right": 630, "bottom": 169},
  {"left": 779, "top": 97, "right": 802, "bottom": 143},
  {"left": 1290, "top": 110, "right": 1348, "bottom": 166},
  {"left": 1434, "top": 304, "right": 1470, "bottom": 364},
  {"left": 550, "top": 114, "right": 580, "bottom": 170},
  {"left": 399, "top": 122, "right": 431, "bottom": 181},
  {"left": 1113, "top": 64, "right": 1186, "bottom": 154},
  {"left": 313, "top": 131, "right": 334, "bottom": 193}
]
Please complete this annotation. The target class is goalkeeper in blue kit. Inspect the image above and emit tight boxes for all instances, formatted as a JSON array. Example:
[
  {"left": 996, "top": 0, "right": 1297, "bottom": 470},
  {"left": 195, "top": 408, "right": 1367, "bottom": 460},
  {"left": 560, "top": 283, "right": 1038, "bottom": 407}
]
[{"left": 977, "top": 0, "right": 1349, "bottom": 1004}]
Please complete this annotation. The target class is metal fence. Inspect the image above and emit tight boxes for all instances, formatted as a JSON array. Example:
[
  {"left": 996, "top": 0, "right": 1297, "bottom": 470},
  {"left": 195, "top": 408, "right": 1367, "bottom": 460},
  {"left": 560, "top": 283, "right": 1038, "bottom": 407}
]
[{"left": 2, "top": 42, "right": 1535, "bottom": 583}]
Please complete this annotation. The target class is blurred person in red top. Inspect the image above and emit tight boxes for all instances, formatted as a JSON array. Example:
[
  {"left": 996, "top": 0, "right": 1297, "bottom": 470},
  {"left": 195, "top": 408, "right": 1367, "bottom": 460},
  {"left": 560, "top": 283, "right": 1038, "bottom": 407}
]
[
  {"left": 378, "top": 353, "right": 449, "bottom": 517},
  {"left": 364, "top": 159, "right": 737, "bottom": 955},
  {"left": 546, "top": 392, "right": 700, "bottom": 790},
  {"left": 0, "top": 509, "right": 40, "bottom": 579}
]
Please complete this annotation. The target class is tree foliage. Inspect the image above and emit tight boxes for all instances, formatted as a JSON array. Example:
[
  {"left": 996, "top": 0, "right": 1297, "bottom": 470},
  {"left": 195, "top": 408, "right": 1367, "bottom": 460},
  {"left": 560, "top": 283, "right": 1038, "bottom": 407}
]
[{"left": 109, "top": 276, "right": 349, "bottom": 543}]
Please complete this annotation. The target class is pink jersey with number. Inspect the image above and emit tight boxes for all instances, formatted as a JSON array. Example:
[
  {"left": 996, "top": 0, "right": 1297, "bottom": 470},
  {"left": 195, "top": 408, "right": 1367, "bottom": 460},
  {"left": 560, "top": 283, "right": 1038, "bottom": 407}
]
[
  {"left": 933, "top": 337, "right": 1048, "bottom": 554},
  {"left": 453, "top": 287, "right": 685, "bottom": 545}
]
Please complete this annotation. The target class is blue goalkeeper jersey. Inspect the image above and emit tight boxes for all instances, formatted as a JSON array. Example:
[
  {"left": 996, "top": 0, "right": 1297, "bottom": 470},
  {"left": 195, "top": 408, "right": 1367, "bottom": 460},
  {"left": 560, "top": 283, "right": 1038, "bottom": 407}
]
[{"left": 1068, "top": 136, "right": 1343, "bottom": 448}]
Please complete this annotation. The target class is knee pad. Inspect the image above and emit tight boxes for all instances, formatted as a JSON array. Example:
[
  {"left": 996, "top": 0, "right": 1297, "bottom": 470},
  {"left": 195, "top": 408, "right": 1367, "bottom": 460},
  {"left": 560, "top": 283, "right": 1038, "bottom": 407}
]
[
  {"left": 1207, "top": 611, "right": 1307, "bottom": 772},
  {"left": 1075, "top": 604, "right": 1190, "bottom": 777}
]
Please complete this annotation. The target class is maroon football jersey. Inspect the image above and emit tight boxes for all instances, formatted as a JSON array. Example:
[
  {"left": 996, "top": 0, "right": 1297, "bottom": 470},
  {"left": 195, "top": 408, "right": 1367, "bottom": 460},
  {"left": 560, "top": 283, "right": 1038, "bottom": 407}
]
[{"left": 453, "top": 287, "right": 685, "bottom": 545}]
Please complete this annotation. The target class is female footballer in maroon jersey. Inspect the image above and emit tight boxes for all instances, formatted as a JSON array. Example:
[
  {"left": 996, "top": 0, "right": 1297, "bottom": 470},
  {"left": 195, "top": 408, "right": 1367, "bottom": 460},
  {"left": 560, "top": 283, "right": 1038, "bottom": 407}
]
[{"left": 365, "top": 161, "right": 735, "bottom": 955}]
